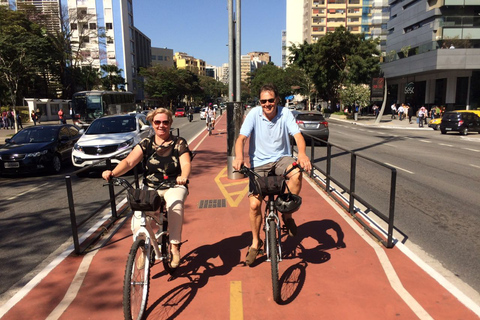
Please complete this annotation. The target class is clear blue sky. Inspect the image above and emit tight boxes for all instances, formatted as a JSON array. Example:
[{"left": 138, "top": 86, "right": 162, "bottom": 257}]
[{"left": 133, "top": 0, "right": 286, "bottom": 67}]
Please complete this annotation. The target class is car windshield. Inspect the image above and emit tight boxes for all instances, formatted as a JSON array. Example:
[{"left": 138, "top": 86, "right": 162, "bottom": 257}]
[
  {"left": 443, "top": 113, "right": 461, "bottom": 120},
  {"left": 10, "top": 127, "right": 57, "bottom": 144},
  {"left": 86, "top": 117, "right": 136, "bottom": 134},
  {"left": 296, "top": 113, "right": 325, "bottom": 121}
]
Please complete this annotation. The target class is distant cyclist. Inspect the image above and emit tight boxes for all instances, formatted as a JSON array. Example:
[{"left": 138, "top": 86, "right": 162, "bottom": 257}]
[{"left": 206, "top": 103, "right": 216, "bottom": 131}]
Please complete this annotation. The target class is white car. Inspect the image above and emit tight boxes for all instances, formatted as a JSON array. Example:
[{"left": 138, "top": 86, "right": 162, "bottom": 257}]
[
  {"left": 72, "top": 113, "right": 153, "bottom": 174},
  {"left": 200, "top": 107, "right": 207, "bottom": 120}
]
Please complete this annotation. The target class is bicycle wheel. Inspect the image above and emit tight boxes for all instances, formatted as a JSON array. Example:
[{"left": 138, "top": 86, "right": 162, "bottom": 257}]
[
  {"left": 160, "top": 231, "right": 177, "bottom": 275},
  {"left": 123, "top": 239, "right": 150, "bottom": 320},
  {"left": 208, "top": 123, "right": 212, "bottom": 135},
  {"left": 268, "top": 219, "right": 281, "bottom": 302}
]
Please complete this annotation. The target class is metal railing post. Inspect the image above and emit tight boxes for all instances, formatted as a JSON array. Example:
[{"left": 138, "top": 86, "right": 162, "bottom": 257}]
[
  {"left": 65, "top": 175, "right": 80, "bottom": 254},
  {"left": 326, "top": 144, "right": 332, "bottom": 193},
  {"left": 387, "top": 169, "right": 397, "bottom": 248},
  {"left": 106, "top": 158, "right": 117, "bottom": 219},
  {"left": 349, "top": 153, "right": 356, "bottom": 215}
]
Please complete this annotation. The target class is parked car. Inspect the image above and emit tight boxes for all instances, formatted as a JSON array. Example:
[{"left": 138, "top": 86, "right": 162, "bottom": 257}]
[
  {"left": 72, "top": 113, "right": 153, "bottom": 174},
  {"left": 440, "top": 111, "right": 480, "bottom": 135},
  {"left": 175, "top": 108, "right": 186, "bottom": 117},
  {"left": 292, "top": 110, "right": 329, "bottom": 144},
  {"left": 200, "top": 107, "right": 207, "bottom": 120},
  {"left": 0, "top": 124, "right": 82, "bottom": 175}
]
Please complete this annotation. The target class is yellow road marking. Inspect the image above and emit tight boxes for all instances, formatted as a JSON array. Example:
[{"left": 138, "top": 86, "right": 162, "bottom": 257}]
[
  {"left": 230, "top": 281, "right": 243, "bottom": 320},
  {"left": 215, "top": 166, "right": 249, "bottom": 207}
]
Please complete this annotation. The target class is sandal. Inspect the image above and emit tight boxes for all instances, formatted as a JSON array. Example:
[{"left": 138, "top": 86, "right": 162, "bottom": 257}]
[{"left": 245, "top": 240, "right": 263, "bottom": 266}]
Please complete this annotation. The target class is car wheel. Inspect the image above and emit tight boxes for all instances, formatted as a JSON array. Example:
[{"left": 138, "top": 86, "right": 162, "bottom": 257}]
[
  {"left": 460, "top": 127, "right": 468, "bottom": 135},
  {"left": 51, "top": 154, "right": 62, "bottom": 173},
  {"left": 435, "top": 125, "right": 440, "bottom": 130},
  {"left": 441, "top": 129, "right": 446, "bottom": 134}
]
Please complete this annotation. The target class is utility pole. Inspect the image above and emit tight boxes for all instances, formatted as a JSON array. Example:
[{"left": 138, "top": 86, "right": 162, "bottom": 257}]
[{"left": 227, "top": 0, "right": 244, "bottom": 179}]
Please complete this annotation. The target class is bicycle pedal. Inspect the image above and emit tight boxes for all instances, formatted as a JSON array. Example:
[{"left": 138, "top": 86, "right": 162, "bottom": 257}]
[{"left": 257, "top": 249, "right": 264, "bottom": 255}]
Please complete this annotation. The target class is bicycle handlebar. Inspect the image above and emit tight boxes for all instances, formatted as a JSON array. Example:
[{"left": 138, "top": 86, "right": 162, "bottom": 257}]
[
  {"left": 233, "top": 162, "right": 303, "bottom": 178},
  {"left": 103, "top": 176, "right": 188, "bottom": 190}
]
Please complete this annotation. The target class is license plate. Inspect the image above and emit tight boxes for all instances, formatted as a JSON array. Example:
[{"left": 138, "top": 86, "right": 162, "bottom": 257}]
[
  {"left": 4, "top": 162, "right": 20, "bottom": 168},
  {"left": 445, "top": 128, "right": 452, "bottom": 131},
  {"left": 305, "top": 124, "right": 317, "bottom": 129}
]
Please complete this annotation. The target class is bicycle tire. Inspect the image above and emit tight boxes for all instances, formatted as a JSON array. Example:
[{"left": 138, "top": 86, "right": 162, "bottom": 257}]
[
  {"left": 268, "top": 219, "right": 281, "bottom": 302},
  {"left": 123, "top": 239, "right": 150, "bottom": 320}
]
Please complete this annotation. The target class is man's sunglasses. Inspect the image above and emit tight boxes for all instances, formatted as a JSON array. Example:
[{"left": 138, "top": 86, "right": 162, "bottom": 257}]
[
  {"left": 260, "top": 98, "right": 275, "bottom": 104},
  {"left": 153, "top": 120, "right": 170, "bottom": 126}
]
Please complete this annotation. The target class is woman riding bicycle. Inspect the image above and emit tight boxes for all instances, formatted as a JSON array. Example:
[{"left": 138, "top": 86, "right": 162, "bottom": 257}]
[
  {"left": 206, "top": 103, "right": 216, "bottom": 131},
  {"left": 233, "top": 84, "right": 311, "bottom": 266},
  {"left": 102, "top": 108, "right": 192, "bottom": 268}
]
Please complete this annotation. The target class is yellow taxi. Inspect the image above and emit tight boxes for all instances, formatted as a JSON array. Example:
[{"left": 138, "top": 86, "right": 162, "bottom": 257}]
[{"left": 429, "top": 109, "right": 480, "bottom": 130}]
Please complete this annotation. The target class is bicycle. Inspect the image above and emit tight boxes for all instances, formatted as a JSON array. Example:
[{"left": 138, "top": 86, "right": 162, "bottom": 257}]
[
  {"left": 206, "top": 117, "right": 213, "bottom": 135},
  {"left": 105, "top": 177, "right": 182, "bottom": 320},
  {"left": 234, "top": 163, "right": 302, "bottom": 303}
]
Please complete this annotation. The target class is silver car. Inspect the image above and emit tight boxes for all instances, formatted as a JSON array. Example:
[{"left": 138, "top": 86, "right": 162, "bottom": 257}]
[
  {"left": 72, "top": 113, "right": 153, "bottom": 174},
  {"left": 292, "top": 110, "right": 329, "bottom": 145}
]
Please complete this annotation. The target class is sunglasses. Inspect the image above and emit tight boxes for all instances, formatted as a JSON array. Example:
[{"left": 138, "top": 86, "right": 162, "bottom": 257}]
[
  {"left": 260, "top": 98, "right": 275, "bottom": 104},
  {"left": 153, "top": 120, "right": 170, "bottom": 126}
]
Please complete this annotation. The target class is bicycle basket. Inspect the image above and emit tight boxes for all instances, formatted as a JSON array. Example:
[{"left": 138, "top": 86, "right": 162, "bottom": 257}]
[
  {"left": 127, "top": 188, "right": 163, "bottom": 211},
  {"left": 254, "top": 175, "right": 286, "bottom": 196},
  {"left": 274, "top": 193, "right": 302, "bottom": 214}
]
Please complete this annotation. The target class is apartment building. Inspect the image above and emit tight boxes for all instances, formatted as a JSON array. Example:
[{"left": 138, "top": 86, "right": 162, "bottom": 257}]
[
  {"left": 16, "top": 0, "right": 62, "bottom": 34},
  {"left": 173, "top": 52, "right": 206, "bottom": 76},
  {"left": 381, "top": 0, "right": 480, "bottom": 111}
]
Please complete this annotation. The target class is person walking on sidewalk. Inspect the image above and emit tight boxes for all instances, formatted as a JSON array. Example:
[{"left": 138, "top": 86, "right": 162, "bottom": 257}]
[
  {"left": 390, "top": 103, "right": 397, "bottom": 119},
  {"left": 406, "top": 104, "right": 413, "bottom": 124},
  {"left": 418, "top": 106, "right": 427, "bottom": 127},
  {"left": 397, "top": 104, "right": 405, "bottom": 121},
  {"left": 31, "top": 110, "right": 37, "bottom": 126},
  {"left": 233, "top": 83, "right": 312, "bottom": 266},
  {"left": 102, "top": 108, "right": 192, "bottom": 268},
  {"left": 206, "top": 103, "right": 216, "bottom": 131},
  {"left": 16, "top": 112, "right": 23, "bottom": 129}
]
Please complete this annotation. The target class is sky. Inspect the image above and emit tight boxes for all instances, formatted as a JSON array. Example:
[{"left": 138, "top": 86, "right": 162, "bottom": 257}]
[{"left": 133, "top": 0, "right": 286, "bottom": 67}]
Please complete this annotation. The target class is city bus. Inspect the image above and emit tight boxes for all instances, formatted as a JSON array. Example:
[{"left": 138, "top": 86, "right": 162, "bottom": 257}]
[{"left": 71, "top": 90, "right": 136, "bottom": 128}]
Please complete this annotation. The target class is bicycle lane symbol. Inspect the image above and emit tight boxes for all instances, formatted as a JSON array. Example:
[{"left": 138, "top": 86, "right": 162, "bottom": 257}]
[{"left": 214, "top": 166, "right": 249, "bottom": 207}]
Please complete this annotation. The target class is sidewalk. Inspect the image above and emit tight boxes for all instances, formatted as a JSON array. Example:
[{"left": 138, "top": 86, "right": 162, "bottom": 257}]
[
  {"left": 327, "top": 113, "right": 435, "bottom": 130},
  {"left": 1, "top": 114, "right": 480, "bottom": 319}
]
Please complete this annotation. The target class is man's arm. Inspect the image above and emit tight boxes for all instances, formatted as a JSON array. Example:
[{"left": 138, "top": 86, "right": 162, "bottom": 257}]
[
  {"left": 233, "top": 134, "right": 247, "bottom": 170},
  {"left": 292, "top": 132, "right": 311, "bottom": 173}
]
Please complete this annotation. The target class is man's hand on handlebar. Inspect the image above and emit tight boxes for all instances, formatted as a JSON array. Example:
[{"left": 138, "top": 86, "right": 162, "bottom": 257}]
[
  {"left": 232, "top": 158, "right": 244, "bottom": 171},
  {"left": 296, "top": 154, "right": 312, "bottom": 173}
]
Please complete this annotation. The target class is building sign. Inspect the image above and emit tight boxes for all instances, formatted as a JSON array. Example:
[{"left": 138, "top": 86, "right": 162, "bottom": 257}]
[{"left": 404, "top": 82, "right": 414, "bottom": 95}]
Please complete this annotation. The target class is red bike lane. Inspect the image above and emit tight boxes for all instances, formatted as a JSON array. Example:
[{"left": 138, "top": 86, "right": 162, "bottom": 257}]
[{"left": 1, "top": 114, "right": 478, "bottom": 319}]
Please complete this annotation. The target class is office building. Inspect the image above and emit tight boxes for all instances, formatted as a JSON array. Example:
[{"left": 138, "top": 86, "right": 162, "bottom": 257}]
[
  {"left": 381, "top": 0, "right": 480, "bottom": 111},
  {"left": 151, "top": 47, "right": 174, "bottom": 68}
]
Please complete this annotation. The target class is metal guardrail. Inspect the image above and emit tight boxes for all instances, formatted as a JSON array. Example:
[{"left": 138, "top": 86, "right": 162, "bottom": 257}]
[{"left": 295, "top": 134, "right": 397, "bottom": 248}]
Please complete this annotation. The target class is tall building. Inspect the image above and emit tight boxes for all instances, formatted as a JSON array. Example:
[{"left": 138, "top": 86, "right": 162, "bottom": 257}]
[
  {"left": 381, "top": 0, "right": 480, "bottom": 111},
  {"left": 285, "top": 0, "right": 304, "bottom": 65},
  {"left": 16, "top": 0, "right": 62, "bottom": 34},
  {"left": 151, "top": 47, "right": 174, "bottom": 68},
  {"left": 220, "top": 63, "right": 229, "bottom": 85}
]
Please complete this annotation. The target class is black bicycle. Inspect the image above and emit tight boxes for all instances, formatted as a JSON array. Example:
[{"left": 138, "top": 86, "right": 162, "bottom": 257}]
[
  {"left": 234, "top": 163, "right": 302, "bottom": 302},
  {"left": 105, "top": 177, "right": 181, "bottom": 320}
]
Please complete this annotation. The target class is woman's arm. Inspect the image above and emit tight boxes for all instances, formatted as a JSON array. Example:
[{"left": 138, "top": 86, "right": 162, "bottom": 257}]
[{"left": 177, "top": 152, "right": 191, "bottom": 185}]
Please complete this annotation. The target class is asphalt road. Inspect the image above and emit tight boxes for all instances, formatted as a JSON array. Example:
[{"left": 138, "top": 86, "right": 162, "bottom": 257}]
[
  {"left": 0, "top": 114, "right": 207, "bottom": 298},
  {"left": 315, "top": 119, "right": 480, "bottom": 293}
]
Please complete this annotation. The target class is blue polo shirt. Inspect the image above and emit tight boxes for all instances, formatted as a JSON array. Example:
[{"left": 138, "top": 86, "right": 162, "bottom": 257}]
[{"left": 240, "top": 106, "right": 300, "bottom": 167}]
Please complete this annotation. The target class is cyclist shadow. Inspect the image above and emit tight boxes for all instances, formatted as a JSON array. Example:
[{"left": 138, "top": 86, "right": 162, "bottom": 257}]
[
  {"left": 276, "top": 219, "right": 346, "bottom": 305},
  {"left": 146, "top": 231, "right": 251, "bottom": 319}
]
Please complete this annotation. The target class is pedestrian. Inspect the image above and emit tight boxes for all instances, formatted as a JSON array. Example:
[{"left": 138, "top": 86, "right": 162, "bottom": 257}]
[
  {"left": 36, "top": 108, "right": 41, "bottom": 124},
  {"left": 16, "top": 112, "right": 23, "bottom": 129},
  {"left": 407, "top": 104, "right": 414, "bottom": 124},
  {"left": 1, "top": 110, "right": 7, "bottom": 129},
  {"left": 31, "top": 110, "right": 37, "bottom": 126},
  {"left": 233, "top": 83, "right": 312, "bottom": 266},
  {"left": 372, "top": 104, "right": 379, "bottom": 118},
  {"left": 397, "top": 104, "right": 405, "bottom": 121},
  {"left": 7, "top": 109, "right": 15, "bottom": 129},
  {"left": 58, "top": 108, "right": 66, "bottom": 124},
  {"left": 391, "top": 103, "right": 397, "bottom": 119},
  {"left": 418, "top": 106, "right": 427, "bottom": 128}
]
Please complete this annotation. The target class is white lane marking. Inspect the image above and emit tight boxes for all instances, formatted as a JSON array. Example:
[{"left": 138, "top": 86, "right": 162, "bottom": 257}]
[
  {"left": 384, "top": 163, "right": 415, "bottom": 174},
  {"left": 439, "top": 143, "right": 453, "bottom": 147},
  {"left": 306, "top": 178, "right": 434, "bottom": 320},
  {"left": 7, "top": 182, "right": 50, "bottom": 201},
  {"left": 419, "top": 140, "right": 431, "bottom": 143},
  {"left": 462, "top": 148, "right": 480, "bottom": 153},
  {"left": 470, "top": 164, "right": 480, "bottom": 169}
]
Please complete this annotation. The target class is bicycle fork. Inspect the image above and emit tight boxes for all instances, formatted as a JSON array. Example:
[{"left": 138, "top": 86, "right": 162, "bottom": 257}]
[
  {"left": 133, "top": 212, "right": 166, "bottom": 262},
  {"left": 264, "top": 208, "right": 282, "bottom": 262}
]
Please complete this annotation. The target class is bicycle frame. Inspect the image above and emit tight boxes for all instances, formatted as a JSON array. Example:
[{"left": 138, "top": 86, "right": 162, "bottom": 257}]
[{"left": 132, "top": 210, "right": 166, "bottom": 263}]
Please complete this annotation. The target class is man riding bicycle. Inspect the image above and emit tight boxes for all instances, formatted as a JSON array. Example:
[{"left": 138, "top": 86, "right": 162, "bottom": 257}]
[
  {"left": 206, "top": 103, "right": 216, "bottom": 131},
  {"left": 233, "top": 83, "right": 312, "bottom": 266}
]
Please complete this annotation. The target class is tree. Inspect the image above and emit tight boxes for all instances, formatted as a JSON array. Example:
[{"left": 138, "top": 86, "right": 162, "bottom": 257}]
[
  {"left": 0, "top": 7, "right": 53, "bottom": 106},
  {"left": 289, "top": 26, "right": 380, "bottom": 105},
  {"left": 339, "top": 83, "right": 371, "bottom": 109},
  {"left": 101, "top": 64, "right": 124, "bottom": 91}
]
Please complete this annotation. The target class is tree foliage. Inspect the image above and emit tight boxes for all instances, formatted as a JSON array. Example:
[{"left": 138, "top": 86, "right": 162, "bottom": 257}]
[{"left": 289, "top": 26, "right": 380, "bottom": 104}]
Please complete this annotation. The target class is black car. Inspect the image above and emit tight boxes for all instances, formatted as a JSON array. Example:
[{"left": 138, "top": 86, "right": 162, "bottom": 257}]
[
  {"left": 292, "top": 110, "right": 329, "bottom": 144},
  {"left": 440, "top": 111, "right": 480, "bottom": 135},
  {"left": 0, "top": 125, "right": 82, "bottom": 175}
]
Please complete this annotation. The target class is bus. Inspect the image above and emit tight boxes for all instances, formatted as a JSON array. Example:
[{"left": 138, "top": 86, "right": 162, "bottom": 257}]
[{"left": 71, "top": 90, "right": 136, "bottom": 128}]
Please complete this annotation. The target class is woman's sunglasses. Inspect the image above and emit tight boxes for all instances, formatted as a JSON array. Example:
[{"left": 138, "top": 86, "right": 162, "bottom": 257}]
[
  {"left": 260, "top": 98, "right": 275, "bottom": 104},
  {"left": 153, "top": 120, "right": 170, "bottom": 126}
]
